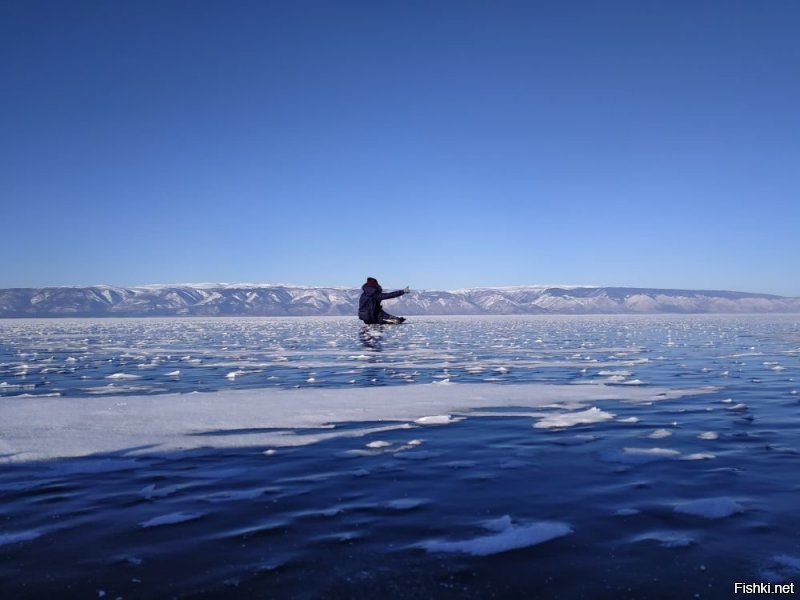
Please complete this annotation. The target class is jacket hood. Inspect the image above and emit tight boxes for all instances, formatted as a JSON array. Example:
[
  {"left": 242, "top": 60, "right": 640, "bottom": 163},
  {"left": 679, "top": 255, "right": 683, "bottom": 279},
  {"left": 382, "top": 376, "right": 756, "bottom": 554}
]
[{"left": 361, "top": 282, "right": 382, "bottom": 296}]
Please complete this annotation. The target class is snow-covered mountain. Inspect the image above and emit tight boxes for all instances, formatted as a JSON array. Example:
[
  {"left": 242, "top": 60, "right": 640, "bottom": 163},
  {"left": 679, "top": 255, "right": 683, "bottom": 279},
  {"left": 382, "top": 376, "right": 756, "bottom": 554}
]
[{"left": 1, "top": 284, "right": 799, "bottom": 317}]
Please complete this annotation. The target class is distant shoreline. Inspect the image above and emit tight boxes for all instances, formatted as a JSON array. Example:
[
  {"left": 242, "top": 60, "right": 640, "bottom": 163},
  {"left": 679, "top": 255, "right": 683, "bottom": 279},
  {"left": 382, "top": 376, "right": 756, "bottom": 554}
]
[{"left": 1, "top": 283, "right": 799, "bottom": 318}]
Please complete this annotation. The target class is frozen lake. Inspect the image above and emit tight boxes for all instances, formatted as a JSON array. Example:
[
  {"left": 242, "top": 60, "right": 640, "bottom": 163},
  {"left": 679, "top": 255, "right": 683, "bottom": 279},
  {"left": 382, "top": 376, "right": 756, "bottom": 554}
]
[{"left": 1, "top": 315, "right": 799, "bottom": 597}]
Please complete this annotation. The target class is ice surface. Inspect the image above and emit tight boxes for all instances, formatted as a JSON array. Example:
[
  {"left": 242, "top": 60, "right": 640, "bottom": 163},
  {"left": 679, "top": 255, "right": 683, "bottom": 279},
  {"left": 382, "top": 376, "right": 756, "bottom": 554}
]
[
  {"left": 673, "top": 497, "right": 745, "bottom": 519},
  {"left": 419, "top": 516, "right": 572, "bottom": 556},
  {"left": 0, "top": 382, "right": 715, "bottom": 463}
]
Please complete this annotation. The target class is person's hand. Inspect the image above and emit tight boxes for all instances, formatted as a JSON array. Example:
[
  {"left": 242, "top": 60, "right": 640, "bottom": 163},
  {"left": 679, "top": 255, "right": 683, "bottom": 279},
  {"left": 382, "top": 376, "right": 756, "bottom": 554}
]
[{"left": 403, "top": 286, "right": 411, "bottom": 294}]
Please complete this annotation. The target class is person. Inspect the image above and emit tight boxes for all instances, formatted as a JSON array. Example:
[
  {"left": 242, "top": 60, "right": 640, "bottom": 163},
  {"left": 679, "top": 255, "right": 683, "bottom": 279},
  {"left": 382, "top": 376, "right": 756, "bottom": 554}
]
[{"left": 358, "top": 277, "right": 410, "bottom": 324}]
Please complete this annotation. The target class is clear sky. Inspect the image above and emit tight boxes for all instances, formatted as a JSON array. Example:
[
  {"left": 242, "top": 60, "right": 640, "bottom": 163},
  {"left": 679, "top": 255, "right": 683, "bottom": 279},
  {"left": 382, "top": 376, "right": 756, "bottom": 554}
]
[{"left": 2, "top": 1, "right": 799, "bottom": 295}]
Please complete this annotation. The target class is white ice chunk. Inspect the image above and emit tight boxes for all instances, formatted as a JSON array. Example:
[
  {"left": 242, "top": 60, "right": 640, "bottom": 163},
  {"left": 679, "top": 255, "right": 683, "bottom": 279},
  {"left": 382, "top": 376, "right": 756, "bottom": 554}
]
[
  {"left": 648, "top": 428, "right": 672, "bottom": 439},
  {"left": 673, "top": 497, "right": 744, "bottom": 519},
  {"left": 415, "top": 414, "right": 463, "bottom": 425},
  {"left": 682, "top": 453, "right": 716, "bottom": 460},
  {"left": 534, "top": 407, "right": 614, "bottom": 429},
  {"left": 366, "top": 441, "right": 391, "bottom": 449}
]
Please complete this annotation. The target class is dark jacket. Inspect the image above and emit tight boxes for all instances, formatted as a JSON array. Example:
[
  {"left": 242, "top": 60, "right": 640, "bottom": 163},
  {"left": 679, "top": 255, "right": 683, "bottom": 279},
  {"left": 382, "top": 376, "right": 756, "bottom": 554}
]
[{"left": 358, "top": 283, "right": 404, "bottom": 323}]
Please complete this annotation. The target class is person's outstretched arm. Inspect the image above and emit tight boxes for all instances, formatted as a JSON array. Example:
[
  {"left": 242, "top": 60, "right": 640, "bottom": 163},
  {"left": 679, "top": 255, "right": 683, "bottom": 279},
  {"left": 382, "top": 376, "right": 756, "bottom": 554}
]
[{"left": 378, "top": 287, "right": 410, "bottom": 300}]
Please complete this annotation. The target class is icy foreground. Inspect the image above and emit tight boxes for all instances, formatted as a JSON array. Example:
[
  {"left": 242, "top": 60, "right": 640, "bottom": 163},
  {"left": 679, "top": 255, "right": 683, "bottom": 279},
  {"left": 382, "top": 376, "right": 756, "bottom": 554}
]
[
  {"left": 2, "top": 315, "right": 799, "bottom": 598},
  {"left": 1, "top": 283, "right": 799, "bottom": 317},
  {"left": 0, "top": 382, "right": 714, "bottom": 463}
]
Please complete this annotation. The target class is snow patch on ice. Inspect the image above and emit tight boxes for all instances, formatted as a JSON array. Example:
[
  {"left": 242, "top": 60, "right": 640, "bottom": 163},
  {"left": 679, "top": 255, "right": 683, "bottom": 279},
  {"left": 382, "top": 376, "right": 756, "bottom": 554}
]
[
  {"left": 419, "top": 516, "right": 572, "bottom": 556},
  {"left": 673, "top": 497, "right": 744, "bottom": 519},
  {"left": 601, "top": 447, "right": 681, "bottom": 464},
  {"left": 106, "top": 373, "right": 140, "bottom": 380},
  {"left": 618, "top": 416, "right": 640, "bottom": 424},
  {"left": 0, "top": 381, "right": 716, "bottom": 463},
  {"left": 648, "top": 428, "right": 672, "bottom": 439},
  {"left": 682, "top": 453, "right": 716, "bottom": 461}
]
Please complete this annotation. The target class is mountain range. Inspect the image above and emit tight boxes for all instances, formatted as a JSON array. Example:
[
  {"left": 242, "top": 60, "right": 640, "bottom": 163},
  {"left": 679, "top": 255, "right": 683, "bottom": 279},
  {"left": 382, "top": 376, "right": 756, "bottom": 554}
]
[{"left": 1, "top": 284, "right": 798, "bottom": 317}]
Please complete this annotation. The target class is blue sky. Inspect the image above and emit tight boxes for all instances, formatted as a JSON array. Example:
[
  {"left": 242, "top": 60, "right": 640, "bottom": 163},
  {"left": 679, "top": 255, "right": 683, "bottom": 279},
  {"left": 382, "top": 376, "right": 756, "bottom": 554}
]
[{"left": 2, "top": 1, "right": 799, "bottom": 295}]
